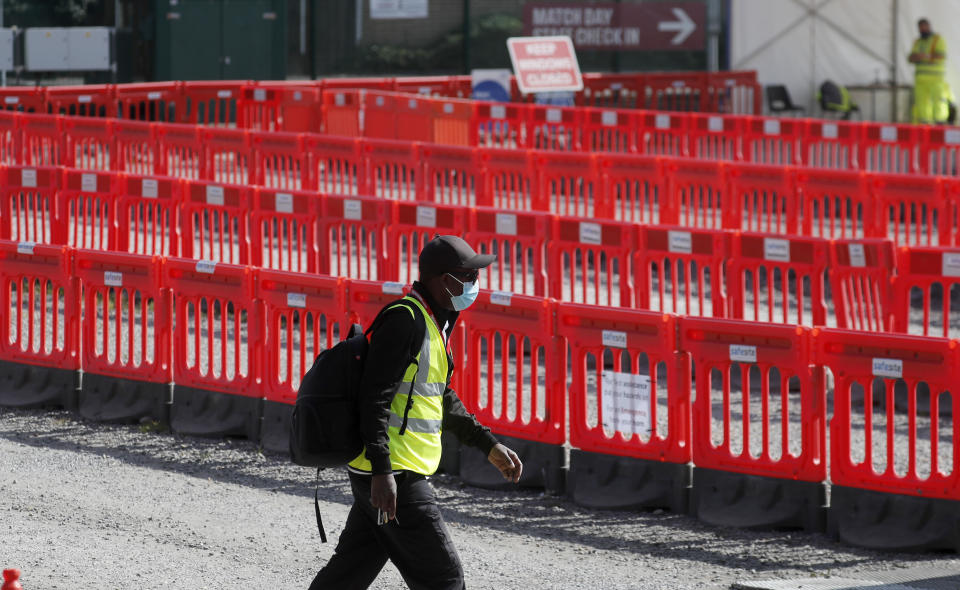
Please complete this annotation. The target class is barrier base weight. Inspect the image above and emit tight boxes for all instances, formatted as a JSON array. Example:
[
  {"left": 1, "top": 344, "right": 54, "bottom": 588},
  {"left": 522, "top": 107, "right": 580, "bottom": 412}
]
[
  {"left": 828, "top": 485, "right": 960, "bottom": 552},
  {"left": 260, "top": 400, "right": 293, "bottom": 455},
  {"left": 567, "top": 450, "right": 691, "bottom": 513},
  {"left": 171, "top": 386, "right": 262, "bottom": 441},
  {"left": 691, "top": 468, "right": 825, "bottom": 532},
  {"left": 79, "top": 372, "right": 171, "bottom": 426},
  {"left": 458, "top": 434, "right": 565, "bottom": 494},
  {"left": 0, "top": 360, "right": 78, "bottom": 410}
]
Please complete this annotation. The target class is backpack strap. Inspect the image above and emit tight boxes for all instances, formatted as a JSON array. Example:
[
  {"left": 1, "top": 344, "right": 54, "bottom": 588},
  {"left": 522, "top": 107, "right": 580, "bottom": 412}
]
[{"left": 314, "top": 466, "right": 327, "bottom": 543}]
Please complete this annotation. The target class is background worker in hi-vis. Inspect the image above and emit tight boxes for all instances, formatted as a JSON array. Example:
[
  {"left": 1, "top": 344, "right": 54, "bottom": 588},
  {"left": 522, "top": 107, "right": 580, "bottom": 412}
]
[{"left": 909, "top": 17, "right": 951, "bottom": 124}]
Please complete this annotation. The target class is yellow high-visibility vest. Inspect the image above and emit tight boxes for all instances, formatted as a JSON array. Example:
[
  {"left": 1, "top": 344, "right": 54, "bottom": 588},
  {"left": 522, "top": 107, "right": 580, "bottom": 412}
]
[
  {"left": 349, "top": 295, "right": 448, "bottom": 476},
  {"left": 913, "top": 35, "right": 947, "bottom": 78}
]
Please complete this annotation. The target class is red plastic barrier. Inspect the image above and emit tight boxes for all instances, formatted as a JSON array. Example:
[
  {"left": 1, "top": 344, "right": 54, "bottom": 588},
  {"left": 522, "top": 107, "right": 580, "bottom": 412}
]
[
  {"left": 892, "top": 246, "right": 960, "bottom": 337},
  {"left": 57, "top": 168, "right": 117, "bottom": 250},
  {"left": 62, "top": 117, "right": 113, "bottom": 170},
  {"left": 0, "top": 87, "right": 46, "bottom": 114},
  {"left": 728, "top": 233, "right": 828, "bottom": 326},
  {"left": 472, "top": 102, "right": 525, "bottom": 149},
  {"left": 237, "top": 86, "right": 280, "bottom": 132},
  {"left": 156, "top": 123, "right": 204, "bottom": 180},
  {"left": 45, "top": 85, "right": 112, "bottom": 118},
  {"left": 0, "top": 111, "right": 19, "bottom": 164},
  {"left": 74, "top": 249, "right": 170, "bottom": 383},
  {"left": 635, "top": 226, "right": 729, "bottom": 317},
  {"left": 705, "top": 71, "right": 762, "bottom": 115},
  {"left": 0, "top": 240, "right": 79, "bottom": 371},
  {"left": 180, "top": 179, "right": 251, "bottom": 265},
  {"left": 321, "top": 89, "right": 361, "bottom": 137},
  {"left": 598, "top": 153, "right": 668, "bottom": 224},
  {"left": 251, "top": 131, "right": 309, "bottom": 191},
  {"left": 0, "top": 166, "right": 59, "bottom": 243},
  {"left": 344, "top": 278, "right": 411, "bottom": 329},
  {"left": 528, "top": 105, "right": 581, "bottom": 151},
  {"left": 251, "top": 187, "right": 319, "bottom": 274},
  {"left": 480, "top": 148, "right": 537, "bottom": 210},
  {"left": 801, "top": 120, "right": 860, "bottom": 170},
  {"left": 828, "top": 238, "right": 895, "bottom": 332},
  {"left": 687, "top": 113, "right": 742, "bottom": 161},
  {"left": 458, "top": 291, "right": 563, "bottom": 444},
  {"left": 536, "top": 151, "right": 600, "bottom": 217},
  {"left": 814, "top": 328, "right": 959, "bottom": 500},
  {"left": 664, "top": 159, "right": 727, "bottom": 230},
  {"left": 921, "top": 127, "right": 960, "bottom": 177},
  {"left": 466, "top": 207, "right": 550, "bottom": 297},
  {"left": 681, "top": 318, "right": 824, "bottom": 482},
  {"left": 364, "top": 139, "right": 420, "bottom": 201},
  {"left": 641, "top": 72, "right": 706, "bottom": 112},
  {"left": 115, "top": 81, "right": 181, "bottom": 123},
  {"left": 559, "top": 303, "right": 688, "bottom": 461},
  {"left": 859, "top": 123, "right": 921, "bottom": 175},
  {"left": 637, "top": 111, "right": 687, "bottom": 157},
  {"left": 116, "top": 173, "right": 181, "bottom": 256},
  {"left": 163, "top": 256, "right": 260, "bottom": 396},
  {"left": 305, "top": 134, "right": 365, "bottom": 196},
  {"left": 319, "top": 193, "right": 390, "bottom": 281},
  {"left": 548, "top": 216, "right": 634, "bottom": 307},
  {"left": 179, "top": 81, "right": 243, "bottom": 126},
  {"left": 795, "top": 168, "right": 870, "bottom": 239},
  {"left": 726, "top": 163, "right": 798, "bottom": 234},
  {"left": 869, "top": 173, "right": 949, "bottom": 247},
  {"left": 581, "top": 107, "right": 635, "bottom": 153},
  {"left": 581, "top": 73, "right": 643, "bottom": 108},
  {"left": 113, "top": 119, "right": 160, "bottom": 176},
  {"left": 743, "top": 117, "right": 801, "bottom": 166},
  {"left": 431, "top": 98, "right": 472, "bottom": 147},
  {"left": 19, "top": 114, "right": 64, "bottom": 167},
  {"left": 202, "top": 127, "right": 253, "bottom": 185},
  {"left": 387, "top": 200, "right": 467, "bottom": 284},
  {"left": 393, "top": 94, "right": 434, "bottom": 143},
  {"left": 361, "top": 92, "right": 400, "bottom": 141},
  {"left": 258, "top": 269, "right": 344, "bottom": 403},
  {"left": 420, "top": 143, "right": 484, "bottom": 207}
]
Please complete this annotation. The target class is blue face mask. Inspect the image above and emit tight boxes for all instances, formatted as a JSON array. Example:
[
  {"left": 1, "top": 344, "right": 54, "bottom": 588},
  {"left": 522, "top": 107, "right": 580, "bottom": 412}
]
[{"left": 445, "top": 273, "right": 479, "bottom": 311}]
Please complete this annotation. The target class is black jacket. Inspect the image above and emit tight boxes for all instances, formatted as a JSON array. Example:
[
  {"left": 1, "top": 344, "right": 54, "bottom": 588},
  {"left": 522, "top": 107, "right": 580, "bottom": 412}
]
[{"left": 357, "top": 281, "right": 498, "bottom": 475}]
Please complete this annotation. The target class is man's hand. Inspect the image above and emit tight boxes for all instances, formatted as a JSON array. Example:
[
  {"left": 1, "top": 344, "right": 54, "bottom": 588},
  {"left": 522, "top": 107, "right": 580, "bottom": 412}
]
[
  {"left": 370, "top": 473, "right": 397, "bottom": 521},
  {"left": 488, "top": 443, "right": 523, "bottom": 483}
]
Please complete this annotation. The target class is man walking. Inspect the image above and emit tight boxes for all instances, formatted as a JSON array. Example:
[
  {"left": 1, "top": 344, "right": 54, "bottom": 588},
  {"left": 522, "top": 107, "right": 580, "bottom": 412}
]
[
  {"left": 310, "top": 235, "right": 523, "bottom": 590},
  {"left": 909, "top": 18, "right": 950, "bottom": 124}
]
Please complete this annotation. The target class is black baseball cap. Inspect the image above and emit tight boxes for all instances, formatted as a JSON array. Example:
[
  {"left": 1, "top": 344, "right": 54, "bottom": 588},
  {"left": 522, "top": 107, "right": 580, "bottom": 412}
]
[{"left": 419, "top": 235, "right": 496, "bottom": 276}]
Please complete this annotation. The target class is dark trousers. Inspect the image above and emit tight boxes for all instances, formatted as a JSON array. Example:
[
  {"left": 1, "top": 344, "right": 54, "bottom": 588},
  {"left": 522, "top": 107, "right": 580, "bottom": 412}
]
[{"left": 309, "top": 471, "right": 465, "bottom": 590}]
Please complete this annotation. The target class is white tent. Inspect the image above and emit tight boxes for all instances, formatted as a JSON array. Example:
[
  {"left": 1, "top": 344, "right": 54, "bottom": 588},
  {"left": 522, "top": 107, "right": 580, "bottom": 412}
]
[{"left": 731, "top": 0, "right": 960, "bottom": 120}]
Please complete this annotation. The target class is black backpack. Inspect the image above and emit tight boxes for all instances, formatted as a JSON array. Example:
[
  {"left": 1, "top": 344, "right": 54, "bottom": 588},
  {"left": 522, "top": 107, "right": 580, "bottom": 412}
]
[{"left": 290, "top": 298, "right": 426, "bottom": 541}]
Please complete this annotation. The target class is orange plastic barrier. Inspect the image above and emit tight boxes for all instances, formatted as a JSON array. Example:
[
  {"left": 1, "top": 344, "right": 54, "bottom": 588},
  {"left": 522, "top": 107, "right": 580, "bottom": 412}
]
[
  {"left": 726, "top": 163, "right": 797, "bottom": 233},
  {"left": 548, "top": 216, "right": 634, "bottom": 307},
  {"left": 859, "top": 123, "right": 922, "bottom": 175},
  {"left": 0, "top": 166, "right": 58, "bottom": 243},
  {"left": 57, "top": 168, "right": 116, "bottom": 250},
  {"left": 251, "top": 187, "right": 320, "bottom": 274},
  {"left": 466, "top": 207, "right": 551, "bottom": 297},
  {"left": 387, "top": 200, "right": 467, "bottom": 284},
  {"left": 597, "top": 153, "right": 666, "bottom": 224},
  {"left": 116, "top": 172, "right": 181, "bottom": 257},
  {"left": 180, "top": 179, "right": 251, "bottom": 265},
  {"left": 113, "top": 119, "right": 160, "bottom": 176},
  {"left": 869, "top": 173, "right": 949, "bottom": 247},
  {"left": 251, "top": 131, "right": 309, "bottom": 191},
  {"left": 801, "top": 119, "right": 860, "bottom": 170},
  {"left": 665, "top": 159, "right": 727, "bottom": 230},
  {"left": 892, "top": 246, "right": 960, "bottom": 337},
  {"left": 828, "top": 238, "right": 895, "bottom": 332},
  {"left": 420, "top": 143, "right": 484, "bottom": 207},
  {"left": 795, "top": 168, "right": 870, "bottom": 239},
  {"left": 742, "top": 117, "right": 802, "bottom": 166},
  {"left": 319, "top": 193, "right": 390, "bottom": 281}
]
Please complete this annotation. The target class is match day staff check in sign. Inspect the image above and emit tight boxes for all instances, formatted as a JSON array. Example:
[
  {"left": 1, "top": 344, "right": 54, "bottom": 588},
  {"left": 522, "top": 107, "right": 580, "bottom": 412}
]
[{"left": 507, "top": 36, "right": 584, "bottom": 95}]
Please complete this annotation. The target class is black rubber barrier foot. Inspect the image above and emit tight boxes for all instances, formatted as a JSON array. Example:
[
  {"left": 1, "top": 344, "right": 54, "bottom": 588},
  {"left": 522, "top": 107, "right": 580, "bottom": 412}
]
[
  {"left": 458, "top": 434, "right": 565, "bottom": 495},
  {"left": 259, "top": 400, "right": 293, "bottom": 455},
  {"left": 170, "top": 385, "right": 262, "bottom": 441},
  {"left": 690, "top": 468, "right": 826, "bottom": 532},
  {"left": 0, "top": 359, "right": 78, "bottom": 411},
  {"left": 828, "top": 485, "right": 960, "bottom": 552},
  {"left": 79, "top": 372, "right": 171, "bottom": 427},
  {"left": 437, "top": 430, "right": 461, "bottom": 476},
  {"left": 567, "top": 450, "right": 691, "bottom": 514}
]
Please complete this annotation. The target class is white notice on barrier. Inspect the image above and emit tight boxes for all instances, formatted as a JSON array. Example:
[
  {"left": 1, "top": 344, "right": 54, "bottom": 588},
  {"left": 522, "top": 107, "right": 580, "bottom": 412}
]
[
  {"left": 491, "top": 105, "right": 506, "bottom": 119},
  {"left": 764, "top": 119, "right": 781, "bottom": 136},
  {"left": 655, "top": 114, "right": 670, "bottom": 130},
  {"left": 287, "top": 293, "right": 306, "bottom": 308},
  {"left": 491, "top": 291, "right": 513, "bottom": 306},
  {"left": 708, "top": 116, "right": 723, "bottom": 133},
  {"left": 546, "top": 108, "right": 562, "bottom": 123},
  {"left": 417, "top": 206, "right": 437, "bottom": 228},
  {"left": 580, "top": 222, "right": 602, "bottom": 245},
  {"left": 217, "top": 90, "right": 232, "bottom": 99},
  {"left": 17, "top": 241, "right": 36, "bottom": 255},
  {"left": 943, "top": 252, "right": 960, "bottom": 277},
  {"left": 104, "top": 271, "right": 123, "bottom": 287},
  {"left": 275, "top": 193, "right": 293, "bottom": 214},
  {"left": 668, "top": 231, "right": 693, "bottom": 254},
  {"left": 946, "top": 130, "right": 960, "bottom": 145},
  {"left": 602, "top": 330, "right": 627, "bottom": 349},
  {"left": 496, "top": 213, "right": 518, "bottom": 236},
  {"left": 764, "top": 238, "right": 790, "bottom": 262},
  {"left": 253, "top": 89, "right": 266, "bottom": 102},
  {"left": 142, "top": 179, "right": 158, "bottom": 198},
  {"left": 22, "top": 169, "right": 37, "bottom": 188},
  {"left": 195, "top": 260, "right": 217, "bottom": 274},
  {"left": 880, "top": 126, "right": 898, "bottom": 142},
  {"left": 872, "top": 357, "right": 903, "bottom": 379},
  {"left": 729, "top": 344, "right": 757, "bottom": 363},
  {"left": 81, "top": 173, "right": 98, "bottom": 193},
  {"left": 848, "top": 243, "right": 866, "bottom": 268},
  {"left": 343, "top": 199, "right": 363, "bottom": 220},
  {"left": 602, "top": 111, "right": 617, "bottom": 126},
  {"left": 601, "top": 371, "right": 651, "bottom": 436},
  {"left": 822, "top": 123, "right": 838, "bottom": 139},
  {"left": 382, "top": 282, "right": 405, "bottom": 295},
  {"left": 206, "top": 185, "right": 225, "bottom": 206},
  {"left": 147, "top": 92, "right": 162, "bottom": 100}
]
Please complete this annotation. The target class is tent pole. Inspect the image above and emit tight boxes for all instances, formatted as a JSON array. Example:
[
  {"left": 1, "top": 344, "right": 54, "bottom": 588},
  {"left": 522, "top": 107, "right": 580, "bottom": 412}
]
[{"left": 891, "top": 0, "right": 899, "bottom": 121}]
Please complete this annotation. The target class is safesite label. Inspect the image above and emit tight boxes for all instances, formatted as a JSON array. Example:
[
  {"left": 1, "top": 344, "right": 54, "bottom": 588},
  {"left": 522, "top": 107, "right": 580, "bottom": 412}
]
[
  {"left": 668, "top": 230, "right": 692, "bottom": 254},
  {"left": 490, "top": 291, "right": 513, "bottom": 307},
  {"left": 496, "top": 213, "right": 518, "bottom": 236},
  {"left": 104, "top": 271, "right": 123, "bottom": 287},
  {"left": 729, "top": 344, "right": 757, "bottom": 363},
  {"left": 872, "top": 357, "right": 903, "bottom": 379},
  {"left": 942, "top": 252, "right": 960, "bottom": 277},
  {"left": 602, "top": 329, "right": 627, "bottom": 349},
  {"left": 287, "top": 293, "right": 307, "bottom": 308},
  {"left": 847, "top": 243, "right": 866, "bottom": 268},
  {"left": 763, "top": 238, "right": 790, "bottom": 262}
]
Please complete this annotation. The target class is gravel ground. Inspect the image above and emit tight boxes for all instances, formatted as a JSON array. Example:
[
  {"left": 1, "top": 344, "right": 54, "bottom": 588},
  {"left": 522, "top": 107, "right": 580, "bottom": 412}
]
[{"left": 3, "top": 406, "right": 960, "bottom": 590}]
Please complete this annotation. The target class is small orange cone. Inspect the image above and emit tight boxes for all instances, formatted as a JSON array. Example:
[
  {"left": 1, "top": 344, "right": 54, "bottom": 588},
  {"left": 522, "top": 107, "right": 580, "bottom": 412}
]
[{"left": 1, "top": 569, "right": 22, "bottom": 590}]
